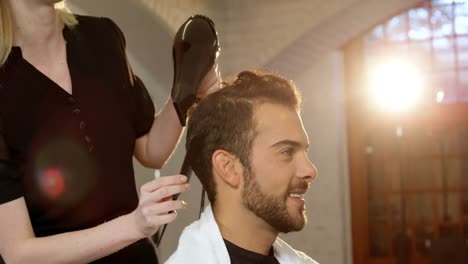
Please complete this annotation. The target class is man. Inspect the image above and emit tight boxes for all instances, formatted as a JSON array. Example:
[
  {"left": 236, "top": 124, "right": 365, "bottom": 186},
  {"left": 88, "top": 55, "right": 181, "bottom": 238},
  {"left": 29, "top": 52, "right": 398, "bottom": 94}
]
[{"left": 167, "top": 70, "right": 319, "bottom": 264}]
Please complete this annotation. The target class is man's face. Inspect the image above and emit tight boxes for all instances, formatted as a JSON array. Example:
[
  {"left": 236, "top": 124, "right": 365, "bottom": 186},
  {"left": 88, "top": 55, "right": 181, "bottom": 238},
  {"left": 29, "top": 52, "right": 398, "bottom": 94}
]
[{"left": 241, "top": 102, "right": 317, "bottom": 233}]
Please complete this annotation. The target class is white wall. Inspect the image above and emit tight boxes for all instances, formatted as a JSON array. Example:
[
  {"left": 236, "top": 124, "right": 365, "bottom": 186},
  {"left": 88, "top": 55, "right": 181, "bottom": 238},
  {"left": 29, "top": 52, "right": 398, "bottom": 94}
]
[{"left": 281, "top": 51, "right": 352, "bottom": 264}]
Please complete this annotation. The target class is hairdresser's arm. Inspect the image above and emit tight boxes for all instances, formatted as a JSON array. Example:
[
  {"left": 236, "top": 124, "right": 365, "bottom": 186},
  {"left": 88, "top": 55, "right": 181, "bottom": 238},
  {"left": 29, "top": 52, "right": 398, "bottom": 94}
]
[
  {"left": 134, "top": 65, "right": 220, "bottom": 168},
  {"left": 0, "top": 175, "right": 188, "bottom": 264}
]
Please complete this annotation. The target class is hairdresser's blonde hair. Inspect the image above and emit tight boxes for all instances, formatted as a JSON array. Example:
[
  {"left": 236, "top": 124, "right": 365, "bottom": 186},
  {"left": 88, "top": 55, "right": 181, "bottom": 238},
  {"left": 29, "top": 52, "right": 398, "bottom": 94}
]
[
  {"left": 55, "top": 1, "right": 78, "bottom": 27},
  {"left": 0, "top": 0, "right": 78, "bottom": 65}
]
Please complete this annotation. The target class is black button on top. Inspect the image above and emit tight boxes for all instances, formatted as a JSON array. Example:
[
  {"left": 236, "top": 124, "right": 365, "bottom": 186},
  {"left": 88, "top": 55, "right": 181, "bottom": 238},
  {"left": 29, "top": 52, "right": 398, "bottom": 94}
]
[
  {"left": 67, "top": 97, "right": 76, "bottom": 105},
  {"left": 79, "top": 121, "right": 86, "bottom": 129},
  {"left": 72, "top": 108, "right": 81, "bottom": 115}
]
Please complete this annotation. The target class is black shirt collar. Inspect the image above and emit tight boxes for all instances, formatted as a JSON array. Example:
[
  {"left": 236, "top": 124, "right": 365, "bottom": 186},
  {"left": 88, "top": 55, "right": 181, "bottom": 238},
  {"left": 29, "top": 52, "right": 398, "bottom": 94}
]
[
  {"left": 224, "top": 239, "right": 279, "bottom": 264},
  {"left": 9, "top": 47, "right": 22, "bottom": 62},
  {"left": 5, "top": 25, "right": 76, "bottom": 68}
]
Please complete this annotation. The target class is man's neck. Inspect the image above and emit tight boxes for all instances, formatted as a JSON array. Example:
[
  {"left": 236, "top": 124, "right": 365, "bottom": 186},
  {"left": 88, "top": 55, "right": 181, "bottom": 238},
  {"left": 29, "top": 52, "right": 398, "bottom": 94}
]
[{"left": 213, "top": 200, "right": 278, "bottom": 255}]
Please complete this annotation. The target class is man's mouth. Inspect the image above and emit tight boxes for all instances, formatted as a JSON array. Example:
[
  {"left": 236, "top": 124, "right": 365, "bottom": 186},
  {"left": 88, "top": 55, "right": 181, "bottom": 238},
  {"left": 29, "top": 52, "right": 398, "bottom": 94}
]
[
  {"left": 289, "top": 193, "right": 304, "bottom": 199},
  {"left": 287, "top": 191, "right": 307, "bottom": 209},
  {"left": 287, "top": 187, "right": 308, "bottom": 200},
  {"left": 286, "top": 181, "right": 309, "bottom": 205},
  {"left": 287, "top": 182, "right": 309, "bottom": 208}
]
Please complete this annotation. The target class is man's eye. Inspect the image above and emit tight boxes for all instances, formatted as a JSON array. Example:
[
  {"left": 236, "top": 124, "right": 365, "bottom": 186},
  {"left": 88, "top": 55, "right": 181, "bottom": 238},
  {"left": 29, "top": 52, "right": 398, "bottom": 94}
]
[{"left": 280, "top": 148, "right": 293, "bottom": 156}]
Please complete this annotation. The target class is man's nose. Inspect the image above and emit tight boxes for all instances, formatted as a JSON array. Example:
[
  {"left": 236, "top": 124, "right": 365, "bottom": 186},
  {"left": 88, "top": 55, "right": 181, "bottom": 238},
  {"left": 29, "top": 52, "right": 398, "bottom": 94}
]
[{"left": 297, "top": 153, "right": 318, "bottom": 183}]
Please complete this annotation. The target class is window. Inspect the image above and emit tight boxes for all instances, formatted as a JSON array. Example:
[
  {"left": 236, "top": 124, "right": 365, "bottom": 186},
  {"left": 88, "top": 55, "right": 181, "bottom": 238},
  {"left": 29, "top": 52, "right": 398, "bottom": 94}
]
[
  {"left": 364, "top": 0, "right": 468, "bottom": 103},
  {"left": 348, "top": 1, "right": 468, "bottom": 263}
]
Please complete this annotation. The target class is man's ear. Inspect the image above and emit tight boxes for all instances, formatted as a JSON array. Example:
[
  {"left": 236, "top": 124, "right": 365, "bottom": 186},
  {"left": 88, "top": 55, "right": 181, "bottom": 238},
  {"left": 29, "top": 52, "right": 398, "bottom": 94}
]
[{"left": 212, "top": 150, "right": 243, "bottom": 188}]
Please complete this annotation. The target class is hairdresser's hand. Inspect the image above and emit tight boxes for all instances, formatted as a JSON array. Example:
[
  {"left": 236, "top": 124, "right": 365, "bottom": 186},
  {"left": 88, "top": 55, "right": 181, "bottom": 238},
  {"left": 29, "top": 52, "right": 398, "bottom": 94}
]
[
  {"left": 130, "top": 175, "right": 189, "bottom": 238},
  {"left": 197, "top": 63, "right": 221, "bottom": 99}
]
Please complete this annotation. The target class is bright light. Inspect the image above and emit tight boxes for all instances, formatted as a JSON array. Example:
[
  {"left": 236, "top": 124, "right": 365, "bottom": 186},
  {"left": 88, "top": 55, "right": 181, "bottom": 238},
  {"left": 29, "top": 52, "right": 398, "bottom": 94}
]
[{"left": 368, "top": 60, "right": 424, "bottom": 112}]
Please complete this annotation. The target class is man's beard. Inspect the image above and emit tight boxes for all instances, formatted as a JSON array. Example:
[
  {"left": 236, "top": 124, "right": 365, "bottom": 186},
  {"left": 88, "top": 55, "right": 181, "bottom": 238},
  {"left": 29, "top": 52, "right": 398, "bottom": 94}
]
[{"left": 241, "top": 170, "right": 308, "bottom": 233}]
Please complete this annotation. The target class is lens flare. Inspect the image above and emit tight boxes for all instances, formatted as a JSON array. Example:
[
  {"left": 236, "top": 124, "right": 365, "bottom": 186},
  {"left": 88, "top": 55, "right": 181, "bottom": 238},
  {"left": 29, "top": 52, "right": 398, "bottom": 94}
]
[{"left": 39, "top": 167, "right": 66, "bottom": 199}]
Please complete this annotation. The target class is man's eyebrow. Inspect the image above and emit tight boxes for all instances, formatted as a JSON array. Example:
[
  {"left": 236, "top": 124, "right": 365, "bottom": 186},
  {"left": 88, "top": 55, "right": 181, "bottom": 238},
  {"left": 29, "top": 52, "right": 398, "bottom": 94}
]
[{"left": 271, "top": 140, "right": 309, "bottom": 149}]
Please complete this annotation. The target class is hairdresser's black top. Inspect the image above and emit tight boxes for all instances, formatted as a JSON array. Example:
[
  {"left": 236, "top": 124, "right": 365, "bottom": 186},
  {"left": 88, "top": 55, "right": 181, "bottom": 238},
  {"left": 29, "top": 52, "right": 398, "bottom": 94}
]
[{"left": 0, "top": 15, "right": 157, "bottom": 263}]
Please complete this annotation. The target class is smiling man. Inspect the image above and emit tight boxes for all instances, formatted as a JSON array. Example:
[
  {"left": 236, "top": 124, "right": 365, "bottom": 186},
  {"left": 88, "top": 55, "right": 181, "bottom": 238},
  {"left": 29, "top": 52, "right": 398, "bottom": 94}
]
[{"left": 167, "top": 70, "right": 319, "bottom": 264}]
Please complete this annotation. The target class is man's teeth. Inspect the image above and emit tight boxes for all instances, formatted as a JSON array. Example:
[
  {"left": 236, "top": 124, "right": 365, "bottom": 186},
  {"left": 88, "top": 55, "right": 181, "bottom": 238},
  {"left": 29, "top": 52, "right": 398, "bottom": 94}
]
[{"left": 289, "top": 193, "right": 303, "bottom": 198}]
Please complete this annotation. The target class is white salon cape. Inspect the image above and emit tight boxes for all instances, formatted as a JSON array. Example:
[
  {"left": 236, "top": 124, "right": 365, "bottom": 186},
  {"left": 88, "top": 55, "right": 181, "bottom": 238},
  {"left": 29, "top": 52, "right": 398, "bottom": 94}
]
[{"left": 165, "top": 205, "right": 319, "bottom": 264}]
